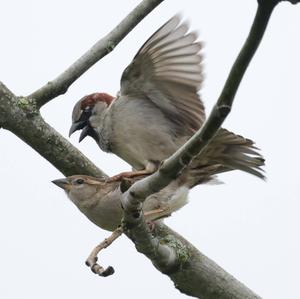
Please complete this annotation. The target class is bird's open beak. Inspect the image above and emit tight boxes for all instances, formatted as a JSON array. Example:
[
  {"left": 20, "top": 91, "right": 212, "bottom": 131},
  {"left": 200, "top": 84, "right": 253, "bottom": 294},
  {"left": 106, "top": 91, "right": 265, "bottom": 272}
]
[
  {"left": 69, "top": 107, "right": 93, "bottom": 137},
  {"left": 78, "top": 124, "right": 99, "bottom": 143},
  {"left": 69, "top": 120, "right": 99, "bottom": 143},
  {"left": 69, "top": 107, "right": 98, "bottom": 143},
  {"left": 69, "top": 121, "right": 87, "bottom": 137},
  {"left": 52, "top": 178, "right": 71, "bottom": 191}
]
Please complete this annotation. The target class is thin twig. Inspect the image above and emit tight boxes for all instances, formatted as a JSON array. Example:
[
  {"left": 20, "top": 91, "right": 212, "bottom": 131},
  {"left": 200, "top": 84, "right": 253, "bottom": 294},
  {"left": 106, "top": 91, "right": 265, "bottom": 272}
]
[
  {"left": 121, "top": 0, "right": 277, "bottom": 281},
  {"left": 85, "top": 227, "right": 123, "bottom": 277},
  {"left": 28, "top": 0, "right": 164, "bottom": 107},
  {"left": 122, "top": 1, "right": 277, "bottom": 209},
  {"left": 1, "top": 0, "right": 293, "bottom": 297}
]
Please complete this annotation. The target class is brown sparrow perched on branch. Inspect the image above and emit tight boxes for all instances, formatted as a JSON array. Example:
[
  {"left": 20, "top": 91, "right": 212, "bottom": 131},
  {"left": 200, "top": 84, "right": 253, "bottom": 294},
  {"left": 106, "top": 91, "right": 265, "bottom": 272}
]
[
  {"left": 53, "top": 171, "right": 212, "bottom": 276},
  {"left": 52, "top": 173, "right": 202, "bottom": 232},
  {"left": 69, "top": 15, "right": 264, "bottom": 180}
]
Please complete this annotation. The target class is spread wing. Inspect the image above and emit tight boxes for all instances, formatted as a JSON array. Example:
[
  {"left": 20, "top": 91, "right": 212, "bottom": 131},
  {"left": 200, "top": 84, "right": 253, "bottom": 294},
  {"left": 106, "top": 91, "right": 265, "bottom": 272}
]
[{"left": 120, "top": 15, "right": 205, "bottom": 136}]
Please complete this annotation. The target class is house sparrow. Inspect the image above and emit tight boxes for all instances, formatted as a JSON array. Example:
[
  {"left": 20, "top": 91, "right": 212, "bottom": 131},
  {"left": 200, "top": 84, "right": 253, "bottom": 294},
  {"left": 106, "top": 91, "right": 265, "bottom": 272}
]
[
  {"left": 52, "top": 174, "right": 197, "bottom": 232},
  {"left": 53, "top": 171, "right": 217, "bottom": 276},
  {"left": 69, "top": 15, "right": 264, "bottom": 179}
]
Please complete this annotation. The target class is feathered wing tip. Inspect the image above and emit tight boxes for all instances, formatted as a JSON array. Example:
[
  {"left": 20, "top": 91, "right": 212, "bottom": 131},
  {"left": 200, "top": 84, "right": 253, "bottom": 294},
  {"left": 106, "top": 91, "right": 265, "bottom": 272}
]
[
  {"left": 137, "top": 14, "right": 204, "bottom": 90},
  {"left": 120, "top": 14, "right": 206, "bottom": 135},
  {"left": 187, "top": 128, "right": 265, "bottom": 186}
]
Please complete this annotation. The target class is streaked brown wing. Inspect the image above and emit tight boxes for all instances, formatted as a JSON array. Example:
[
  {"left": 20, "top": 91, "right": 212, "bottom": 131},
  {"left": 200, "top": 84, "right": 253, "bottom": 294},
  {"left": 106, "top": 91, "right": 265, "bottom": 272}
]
[{"left": 120, "top": 15, "right": 205, "bottom": 136}]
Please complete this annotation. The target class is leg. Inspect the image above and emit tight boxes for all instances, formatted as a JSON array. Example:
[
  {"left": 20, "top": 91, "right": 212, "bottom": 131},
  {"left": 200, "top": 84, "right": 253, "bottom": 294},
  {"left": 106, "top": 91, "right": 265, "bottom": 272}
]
[
  {"left": 144, "top": 208, "right": 165, "bottom": 219},
  {"left": 144, "top": 208, "right": 171, "bottom": 231},
  {"left": 106, "top": 169, "right": 152, "bottom": 183},
  {"left": 106, "top": 161, "right": 159, "bottom": 183}
]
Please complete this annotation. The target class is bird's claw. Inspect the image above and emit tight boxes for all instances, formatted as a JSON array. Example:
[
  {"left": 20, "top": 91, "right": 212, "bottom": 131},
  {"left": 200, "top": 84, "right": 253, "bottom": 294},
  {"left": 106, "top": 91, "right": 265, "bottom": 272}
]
[
  {"left": 147, "top": 221, "right": 156, "bottom": 232},
  {"left": 106, "top": 169, "right": 153, "bottom": 183}
]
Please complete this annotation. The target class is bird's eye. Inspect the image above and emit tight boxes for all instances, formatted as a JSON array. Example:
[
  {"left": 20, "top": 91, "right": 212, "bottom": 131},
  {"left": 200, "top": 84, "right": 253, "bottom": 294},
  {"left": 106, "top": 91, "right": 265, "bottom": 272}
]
[{"left": 74, "top": 178, "right": 84, "bottom": 185}]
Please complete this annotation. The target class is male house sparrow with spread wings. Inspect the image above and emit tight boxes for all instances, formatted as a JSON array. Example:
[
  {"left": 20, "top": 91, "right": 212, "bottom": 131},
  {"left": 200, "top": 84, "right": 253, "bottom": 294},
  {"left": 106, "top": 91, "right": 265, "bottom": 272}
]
[{"left": 69, "top": 15, "right": 264, "bottom": 179}]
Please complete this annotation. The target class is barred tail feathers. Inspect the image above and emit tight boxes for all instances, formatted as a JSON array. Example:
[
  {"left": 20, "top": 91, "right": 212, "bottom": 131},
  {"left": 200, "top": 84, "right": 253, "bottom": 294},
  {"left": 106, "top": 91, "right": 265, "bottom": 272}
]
[{"left": 186, "top": 128, "right": 265, "bottom": 187}]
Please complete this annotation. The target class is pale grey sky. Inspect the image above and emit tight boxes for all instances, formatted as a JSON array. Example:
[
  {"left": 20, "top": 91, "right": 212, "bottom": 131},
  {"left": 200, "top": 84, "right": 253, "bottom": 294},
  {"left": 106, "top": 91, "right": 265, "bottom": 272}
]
[{"left": 1, "top": 1, "right": 299, "bottom": 298}]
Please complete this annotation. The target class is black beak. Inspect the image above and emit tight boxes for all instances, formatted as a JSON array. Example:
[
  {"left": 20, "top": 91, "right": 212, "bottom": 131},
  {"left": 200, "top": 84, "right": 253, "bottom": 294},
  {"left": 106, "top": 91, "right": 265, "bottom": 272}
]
[
  {"left": 69, "top": 121, "right": 86, "bottom": 137},
  {"left": 52, "top": 178, "right": 70, "bottom": 190},
  {"left": 78, "top": 124, "right": 99, "bottom": 143},
  {"left": 69, "top": 107, "right": 93, "bottom": 137}
]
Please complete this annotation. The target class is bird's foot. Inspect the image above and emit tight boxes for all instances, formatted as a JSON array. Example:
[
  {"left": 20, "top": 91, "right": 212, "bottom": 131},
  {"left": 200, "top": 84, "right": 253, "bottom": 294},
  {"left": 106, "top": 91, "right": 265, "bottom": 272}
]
[
  {"left": 106, "top": 169, "right": 153, "bottom": 183},
  {"left": 144, "top": 208, "right": 168, "bottom": 232},
  {"left": 146, "top": 221, "right": 156, "bottom": 232}
]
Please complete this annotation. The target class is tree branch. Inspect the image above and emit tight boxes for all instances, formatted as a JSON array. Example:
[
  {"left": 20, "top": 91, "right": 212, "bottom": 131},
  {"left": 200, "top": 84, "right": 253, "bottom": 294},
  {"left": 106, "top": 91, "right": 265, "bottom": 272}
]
[
  {"left": 28, "top": 0, "right": 164, "bottom": 107},
  {"left": 121, "top": 1, "right": 276, "bottom": 298},
  {"left": 0, "top": 0, "right": 294, "bottom": 298},
  {"left": 274, "top": 0, "right": 300, "bottom": 4},
  {"left": 122, "top": 1, "right": 275, "bottom": 208},
  {"left": 156, "top": 223, "right": 262, "bottom": 299},
  {"left": 0, "top": 82, "right": 105, "bottom": 177}
]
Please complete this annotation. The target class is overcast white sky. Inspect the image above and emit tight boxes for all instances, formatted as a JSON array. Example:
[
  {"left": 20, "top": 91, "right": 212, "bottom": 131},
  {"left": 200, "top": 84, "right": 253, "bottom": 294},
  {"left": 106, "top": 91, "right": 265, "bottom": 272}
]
[{"left": 1, "top": 1, "right": 300, "bottom": 298}]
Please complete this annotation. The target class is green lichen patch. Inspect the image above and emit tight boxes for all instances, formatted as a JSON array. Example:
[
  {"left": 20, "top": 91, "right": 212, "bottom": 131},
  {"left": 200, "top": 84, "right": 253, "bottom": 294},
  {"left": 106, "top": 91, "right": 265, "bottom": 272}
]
[
  {"left": 17, "top": 97, "right": 38, "bottom": 116},
  {"left": 106, "top": 41, "right": 115, "bottom": 53},
  {"left": 160, "top": 235, "right": 190, "bottom": 264},
  {"left": 17, "top": 97, "right": 29, "bottom": 108}
]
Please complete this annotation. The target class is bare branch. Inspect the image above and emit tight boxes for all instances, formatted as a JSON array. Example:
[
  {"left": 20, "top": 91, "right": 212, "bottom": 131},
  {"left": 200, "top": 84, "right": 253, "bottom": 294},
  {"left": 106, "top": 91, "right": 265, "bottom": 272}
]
[
  {"left": 123, "top": 216, "right": 179, "bottom": 273},
  {"left": 121, "top": 2, "right": 276, "bottom": 298},
  {"left": 265, "top": 0, "right": 300, "bottom": 4},
  {"left": 0, "top": 77, "right": 264, "bottom": 298},
  {"left": 0, "top": 82, "right": 105, "bottom": 177},
  {"left": 85, "top": 227, "right": 123, "bottom": 277},
  {"left": 29, "top": 0, "right": 164, "bottom": 108},
  {"left": 122, "top": 1, "right": 276, "bottom": 207},
  {"left": 157, "top": 223, "right": 262, "bottom": 299},
  {"left": 1, "top": 0, "right": 292, "bottom": 298}
]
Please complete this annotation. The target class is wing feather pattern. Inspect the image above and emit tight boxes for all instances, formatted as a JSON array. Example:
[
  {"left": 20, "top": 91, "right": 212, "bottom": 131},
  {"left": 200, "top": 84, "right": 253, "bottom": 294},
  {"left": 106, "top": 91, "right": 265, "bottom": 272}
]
[{"left": 120, "top": 15, "right": 205, "bottom": 135}]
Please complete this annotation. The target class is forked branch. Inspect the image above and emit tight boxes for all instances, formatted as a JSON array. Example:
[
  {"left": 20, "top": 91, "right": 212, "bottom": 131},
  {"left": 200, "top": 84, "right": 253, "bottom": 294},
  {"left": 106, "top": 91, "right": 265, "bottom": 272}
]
[
  {"left": 0, "top": 0, "right": 297, "bottom": 298},
  {"left": 29, "top": 0, "right": 164, "bottom": 107},
  {"left": 122, "top": 1, "right": 276, "bottom": 212},
  {"left": 120, "top": 2, "right": 277, "bottom": 298}
]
